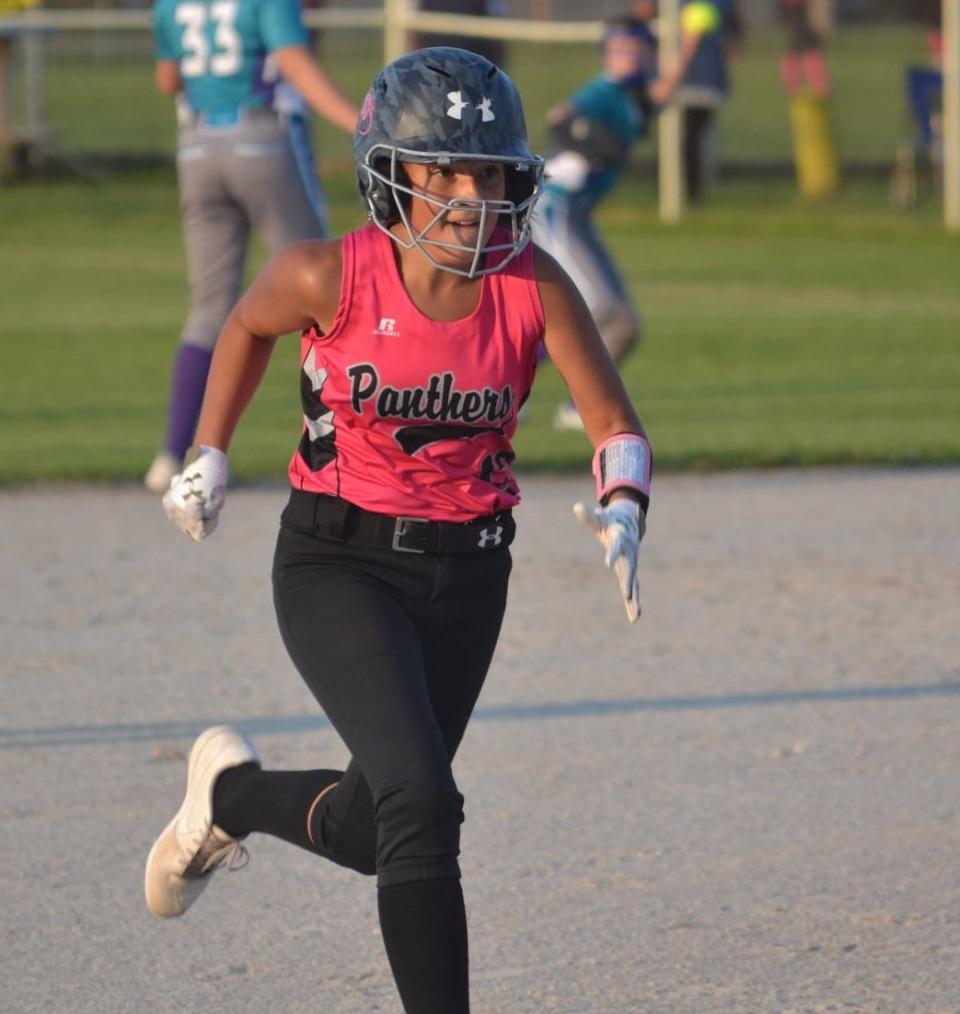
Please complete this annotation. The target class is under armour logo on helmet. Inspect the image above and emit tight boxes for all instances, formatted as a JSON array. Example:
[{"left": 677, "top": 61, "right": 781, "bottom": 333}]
[
  {"left": 477, "top": 525, "right": 503, "bottom": 548},
  {"left": 446, "top": 91, "right": 496, "bottom": 122}
]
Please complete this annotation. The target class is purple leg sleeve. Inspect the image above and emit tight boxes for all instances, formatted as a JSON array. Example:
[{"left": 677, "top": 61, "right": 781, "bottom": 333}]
[{"left": 164, "top": 343, "right": 214, "bottom": 459}]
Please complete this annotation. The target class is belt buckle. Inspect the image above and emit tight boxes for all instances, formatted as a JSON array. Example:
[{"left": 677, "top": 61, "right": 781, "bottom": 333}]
[{"left": 392, "top": 516, "right": 429, "bottom": 554}]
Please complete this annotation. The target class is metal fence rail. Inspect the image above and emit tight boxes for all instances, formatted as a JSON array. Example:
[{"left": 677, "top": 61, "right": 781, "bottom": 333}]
[
  {"left": 1, "top": 2, "right": 957, "bottom": 229},
  {"left": 0, "top": 6, "right": 600, "bottom": 40}
]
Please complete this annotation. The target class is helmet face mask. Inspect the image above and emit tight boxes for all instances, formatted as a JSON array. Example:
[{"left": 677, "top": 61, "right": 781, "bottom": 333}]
[
  {"left": 361, "top": 145, "right": 543, "bottom": 278},
  {"left": 354, "top": 48, "right": 545, "bottom": 278}
]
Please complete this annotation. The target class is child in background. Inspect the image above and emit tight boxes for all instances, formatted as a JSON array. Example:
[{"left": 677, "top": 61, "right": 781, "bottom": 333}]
[
  {"left": 778, "top": 0, "right": 839, "bottom": 198},
  {"left": 779, "top": 0, "right": 832, "bottom": 100},
  {"left": 533, "top": 12, "right": 714, "bottom": 431}
]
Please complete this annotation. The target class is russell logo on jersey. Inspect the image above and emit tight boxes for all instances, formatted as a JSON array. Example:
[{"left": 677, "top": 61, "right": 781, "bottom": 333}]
[{"left": 373, "top": 317, "right": 399, "bottom": 336}]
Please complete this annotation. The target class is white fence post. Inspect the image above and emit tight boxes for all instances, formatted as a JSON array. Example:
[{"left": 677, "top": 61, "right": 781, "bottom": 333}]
[
  {"left": 384, "top": 0, "right": 408, "bottom": 66},
  {"left": 657, "top": 0, "right": 685, "bottom": 223},
  {"left": 944, "top": 0, "right": 960, "bottom": 231},
  {"left": 23, "top": 31, "right": 46, "bottom": 141}
]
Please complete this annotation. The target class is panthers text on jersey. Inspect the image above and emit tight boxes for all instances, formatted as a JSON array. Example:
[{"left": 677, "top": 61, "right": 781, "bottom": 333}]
[{"left": 289, "top": 224, "right": 545, "bottom": 522}]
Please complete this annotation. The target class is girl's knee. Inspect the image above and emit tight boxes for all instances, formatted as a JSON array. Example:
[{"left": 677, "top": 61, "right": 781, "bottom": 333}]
[
  {"left": 375, "top": 776, "right": 464, "bottom": 881},
  {"left": 385, "top": 777, "right": 464, "bottom": 835}
]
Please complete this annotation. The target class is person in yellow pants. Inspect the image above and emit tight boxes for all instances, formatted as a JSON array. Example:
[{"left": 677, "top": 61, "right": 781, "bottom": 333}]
[{"left": 779, "top": 0, "right": 839, "bottom": 199}]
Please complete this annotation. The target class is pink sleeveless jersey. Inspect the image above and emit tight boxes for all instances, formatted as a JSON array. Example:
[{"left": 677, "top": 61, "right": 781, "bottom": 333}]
[{"left": 287, "top": 224, "right": 545, "bottom": 522}]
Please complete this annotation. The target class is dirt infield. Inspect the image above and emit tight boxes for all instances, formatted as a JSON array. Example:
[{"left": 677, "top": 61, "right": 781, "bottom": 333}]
[{"left": 2, "top": 468, "right": 959, "bottom": 1012}]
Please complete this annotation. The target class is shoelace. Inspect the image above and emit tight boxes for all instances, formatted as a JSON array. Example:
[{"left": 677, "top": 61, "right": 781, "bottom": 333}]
[
  {"left": 184, "top": 825, "right": 250, "bottom": 878},
  {"left": 200, "top": 838, "right": 249, "bottom": 875}
]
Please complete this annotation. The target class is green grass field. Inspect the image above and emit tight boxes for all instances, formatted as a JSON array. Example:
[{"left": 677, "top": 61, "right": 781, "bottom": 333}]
[{"left": 1, "top": 25, "right": 957, "bottom": 483}]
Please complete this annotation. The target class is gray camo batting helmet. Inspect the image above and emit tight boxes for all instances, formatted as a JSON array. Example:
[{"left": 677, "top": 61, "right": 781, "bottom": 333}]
[{"left": 354, "top": 47, "right": 544, "bottom": 277}]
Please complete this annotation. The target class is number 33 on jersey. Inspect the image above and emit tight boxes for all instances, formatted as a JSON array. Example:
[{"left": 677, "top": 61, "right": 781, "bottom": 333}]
[{"left": 151, "top": 0, "right": 308, "bottom": 115}]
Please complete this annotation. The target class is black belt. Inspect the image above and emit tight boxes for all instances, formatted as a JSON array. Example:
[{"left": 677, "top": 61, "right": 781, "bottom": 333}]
[{"left": 282, "top": 489, "right": 515, "bottom": 555}]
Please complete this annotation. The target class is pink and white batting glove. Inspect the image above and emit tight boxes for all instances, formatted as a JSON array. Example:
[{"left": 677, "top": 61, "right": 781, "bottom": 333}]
[
  {"left": 573, "top": 499, "right": 646, "bottom": 624},
  {"left": 162, "top": 446, "right": 228, "bottom": 543}
]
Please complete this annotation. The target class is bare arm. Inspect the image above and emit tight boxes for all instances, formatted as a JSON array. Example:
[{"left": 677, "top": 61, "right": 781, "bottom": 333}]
[
  {"left": 272, "top": 45, "right": 358, "bottom": 133},
  {"left": 546, "top": 100, "right": 576, "bottom": 126},
  {"left": 195, "top": 240, "right": 343, "bottom": 451},
  {"left": 535, "top": 245, "right": 647, "bottom": 497},
  {"left": 155, "top": 59, "right": 181, "bottom": 96},
  {"left": 537, "top": 248, "right": 649, "bottom": 620},
  {"left": 648, "top": 27, "right": 703, "bottom": 106}
]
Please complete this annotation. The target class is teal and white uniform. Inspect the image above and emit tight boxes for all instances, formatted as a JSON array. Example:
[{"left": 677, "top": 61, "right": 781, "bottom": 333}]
[
  {"left": 152, "top": 0, "right": 306, "bottom": 123},
  {"left": 152, "top": 0, "right": 327, "bottom": 353},
  {"left": 532, "top": 73, "right": 647, "bottom": 362},
  {"left": 546, "top": 73, "right": 646, "bottom": 204}
]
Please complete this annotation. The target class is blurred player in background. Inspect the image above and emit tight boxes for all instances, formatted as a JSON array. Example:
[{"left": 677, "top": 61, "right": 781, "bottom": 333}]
[
  {"left": 778, "top": 0, "right": 832, "bottom": 100},
  {"left": 533, "top": 13, "right": 712, "bottom": 431},
  {"left": 892, "top": 0, "right": 944, "bottom": 207},
  {"left": 144, "top": 0, "right": 358, "bottom": 493},
  {"left": 144, "top": 46, "right": 652, "bottom": 1013},
  {"left": 635, "top": 0, "right": 743, "bottom": 203},
  {"left": 674, "top": 0, "right": 743, "bottom": 203},
  {"left": 778, "top": 0, "right": 838, "bottom": 199}
]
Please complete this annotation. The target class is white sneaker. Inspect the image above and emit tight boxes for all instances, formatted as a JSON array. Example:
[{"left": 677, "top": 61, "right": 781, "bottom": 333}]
[
  {"left": 145, "top": 725, "right": 260, "bottom": 918},
  {"left": 144, "top": 450, "right": 181, "bottom": 494},
  {"left": 552, "top": 401, "right": 585, "bottom": 432}
]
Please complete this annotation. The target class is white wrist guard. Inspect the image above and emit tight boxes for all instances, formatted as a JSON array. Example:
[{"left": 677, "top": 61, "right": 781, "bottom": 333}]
[{"left": 593, "top": 434, "right": 652, "bottom": 508}]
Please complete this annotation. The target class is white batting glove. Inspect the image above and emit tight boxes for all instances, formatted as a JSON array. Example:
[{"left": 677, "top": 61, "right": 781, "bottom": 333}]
[
  {"left": 573, "top": 498, "right": 646, "bottom": 624},
  {"left": 544, "top": 151, "right": 590, "bottom": 192},
  {"left": 161, "top": 446, "right": 228, "bottom": 543}
]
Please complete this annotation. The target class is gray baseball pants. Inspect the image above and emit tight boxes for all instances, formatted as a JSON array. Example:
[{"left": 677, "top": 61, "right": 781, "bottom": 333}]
[{"left": 176, "top": 113, "right": 326, "bottom": 350}]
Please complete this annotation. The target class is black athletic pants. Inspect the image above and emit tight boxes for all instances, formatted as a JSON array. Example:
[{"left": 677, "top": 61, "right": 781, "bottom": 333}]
[
  {"left": 272, "top": 515, "right": 511, "bottom": 885},
  {"left": 240, "top": 508, "right": 511, "bottom": 1013},
  {"left": 683, "top": 105, "right": 716, "bottom": 203}
]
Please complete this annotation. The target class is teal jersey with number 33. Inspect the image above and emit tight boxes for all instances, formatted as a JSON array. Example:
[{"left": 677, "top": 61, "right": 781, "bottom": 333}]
[{"left": 152, "top": 0, "right": 307, "bottom": 116}]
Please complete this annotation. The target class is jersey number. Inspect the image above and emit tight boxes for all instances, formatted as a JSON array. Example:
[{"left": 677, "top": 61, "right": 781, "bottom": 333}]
[{"left": 175, "top": 2, "right": 242, "bottom": 77}]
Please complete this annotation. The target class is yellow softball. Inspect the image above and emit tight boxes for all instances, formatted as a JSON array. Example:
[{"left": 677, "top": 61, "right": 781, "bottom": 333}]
[{"left": 681, "top": 2, "right": 721, "bottom": 35}]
